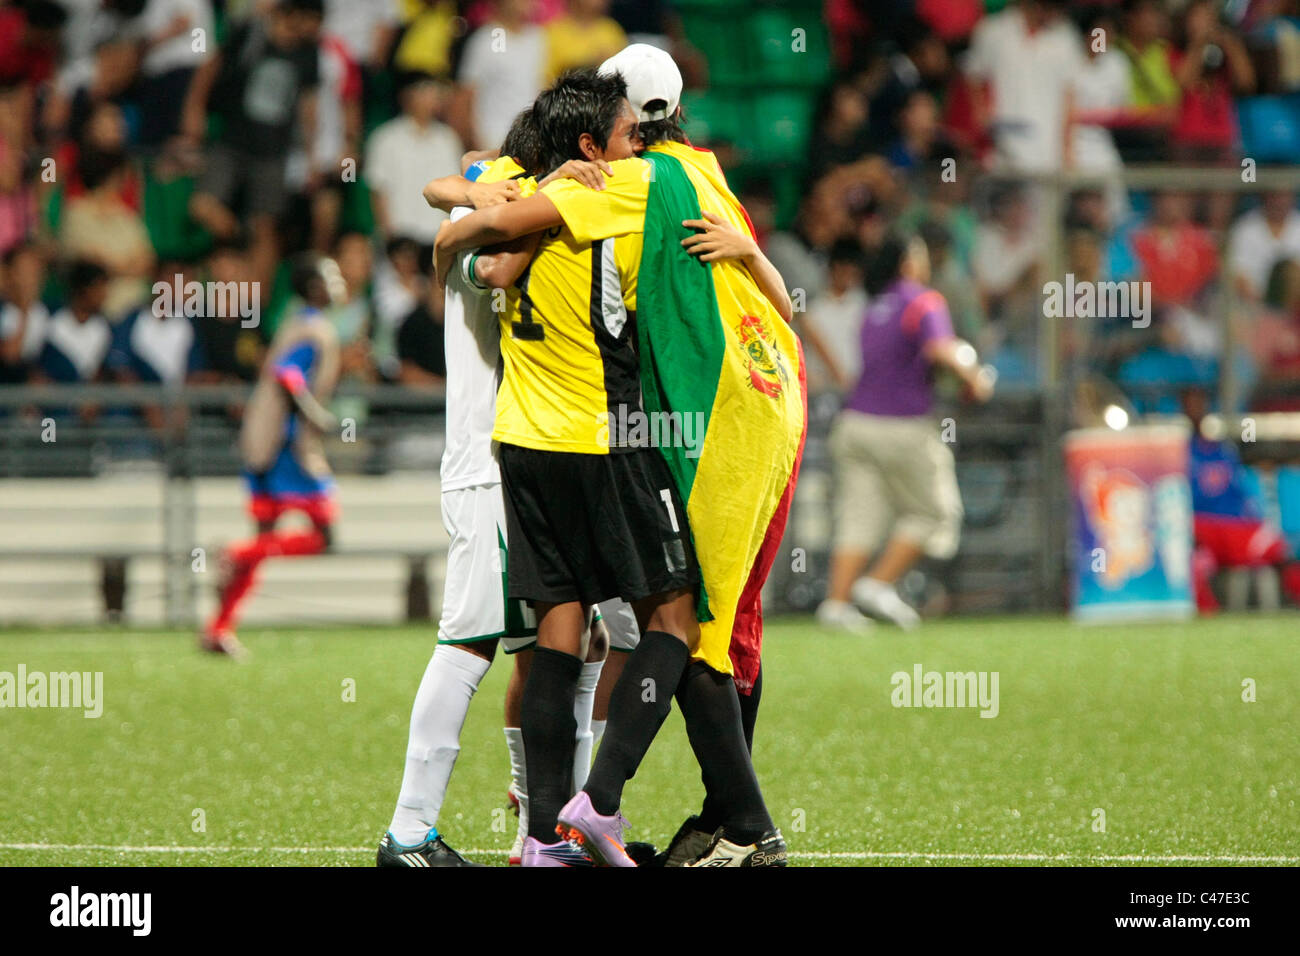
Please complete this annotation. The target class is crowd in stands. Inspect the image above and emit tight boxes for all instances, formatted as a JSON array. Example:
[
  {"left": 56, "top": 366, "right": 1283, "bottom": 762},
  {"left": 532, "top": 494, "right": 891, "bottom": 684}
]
[{"left": 2, "top": 0, "right": 1300, "bottom": 424}]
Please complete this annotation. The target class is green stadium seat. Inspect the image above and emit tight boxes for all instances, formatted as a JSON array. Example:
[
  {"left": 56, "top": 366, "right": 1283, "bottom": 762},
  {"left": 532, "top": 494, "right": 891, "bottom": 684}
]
[
  {"left": 743, "top": 90, "right": 816, "bottom": 166},
  {"left": 748, "top": 10, "right": 831, "bottom": 87},
  {"left": 680, "top": 90, "right": 750, "bottom": 148},
  {"left": 677, "top": 11, "right": 751, "bottom": 87}
]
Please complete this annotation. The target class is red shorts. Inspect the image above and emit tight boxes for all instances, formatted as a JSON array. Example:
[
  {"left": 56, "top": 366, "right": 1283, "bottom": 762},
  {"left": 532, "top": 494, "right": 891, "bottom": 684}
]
[
  {"left": 1194, "top": 514, "right": 1288, "bottom": 567},
  {"left": 248, "top": 492, "right": 338, "bottom": 526}
]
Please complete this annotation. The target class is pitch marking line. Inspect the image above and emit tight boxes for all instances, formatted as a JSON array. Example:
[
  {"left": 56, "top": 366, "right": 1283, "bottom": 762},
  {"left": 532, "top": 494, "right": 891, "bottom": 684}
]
[{"left": 3, "top": 843, "right": 1296, "bottom": 864}]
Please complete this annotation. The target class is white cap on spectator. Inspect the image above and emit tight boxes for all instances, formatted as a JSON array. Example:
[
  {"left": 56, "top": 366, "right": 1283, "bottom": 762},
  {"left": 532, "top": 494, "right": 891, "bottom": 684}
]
[{"left": 598, "top": 43, "right": 682, "bottom": 123}]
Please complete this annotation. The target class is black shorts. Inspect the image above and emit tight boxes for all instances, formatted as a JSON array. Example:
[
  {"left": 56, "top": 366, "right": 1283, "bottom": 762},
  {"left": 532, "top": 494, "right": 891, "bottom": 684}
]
[{"left": 499, "top": 443, "right": 699, "bottom": 606}]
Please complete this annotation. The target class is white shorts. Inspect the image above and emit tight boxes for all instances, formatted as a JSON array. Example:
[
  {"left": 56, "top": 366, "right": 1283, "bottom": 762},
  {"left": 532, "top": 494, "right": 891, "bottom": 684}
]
[
  {"left": 437, "top": 482, "right": 537, "bottom": 653},
  {"left": 597, "top": 597, "right": 639, "bottom": 652}
]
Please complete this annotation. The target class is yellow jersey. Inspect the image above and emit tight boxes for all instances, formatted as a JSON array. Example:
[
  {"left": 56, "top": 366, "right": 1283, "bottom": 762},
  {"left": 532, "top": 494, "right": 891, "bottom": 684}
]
[{"left": 491, "top": 194, "right": 644, "bottom": 454}]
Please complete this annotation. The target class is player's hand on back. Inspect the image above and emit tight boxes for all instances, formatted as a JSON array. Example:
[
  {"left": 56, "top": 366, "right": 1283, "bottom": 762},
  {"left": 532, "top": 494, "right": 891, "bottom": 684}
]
[
  {"left": 466, "top": 179, "right": 521, "bottom": 209},
  {"left": 538, "top": 159, "right": 612, "bottom": 191},
  {"left": 680, "top": 211, "right": 759, "bottom": 264}
]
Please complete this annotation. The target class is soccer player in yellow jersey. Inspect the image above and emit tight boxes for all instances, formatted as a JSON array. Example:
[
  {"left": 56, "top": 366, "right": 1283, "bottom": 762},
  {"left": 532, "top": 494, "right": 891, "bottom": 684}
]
[{"left": 434, "top": 64, "right": 790, "bottom": 867}]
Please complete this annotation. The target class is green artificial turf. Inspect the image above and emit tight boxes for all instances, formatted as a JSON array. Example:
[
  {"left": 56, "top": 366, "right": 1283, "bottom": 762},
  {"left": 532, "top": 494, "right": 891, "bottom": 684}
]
[{"left": 1, "top": 616, "right": 1296, "bottom": 866}]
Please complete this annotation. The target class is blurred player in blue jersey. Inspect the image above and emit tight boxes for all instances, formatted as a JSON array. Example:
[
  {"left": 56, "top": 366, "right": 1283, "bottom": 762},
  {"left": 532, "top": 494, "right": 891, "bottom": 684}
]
[
  {"left": 1182, "top": 388, "right": 1300, "bottom": 612},
  {"left": 201, "top": 255, "right": 344, "bottom": 657}
]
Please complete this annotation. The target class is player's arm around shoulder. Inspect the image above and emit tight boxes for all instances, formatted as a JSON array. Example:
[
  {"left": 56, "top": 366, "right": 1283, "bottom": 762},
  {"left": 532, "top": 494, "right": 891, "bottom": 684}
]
[{"left": 469, "top": 233, "right": 544, "bottom": 292}]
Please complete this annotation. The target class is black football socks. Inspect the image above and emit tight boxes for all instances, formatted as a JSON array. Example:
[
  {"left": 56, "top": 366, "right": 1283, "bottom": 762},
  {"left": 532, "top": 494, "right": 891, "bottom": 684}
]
[
  {"left": 583, "top": 630, "right": 689, "bottom": 816},
  {"left": 676, "top": 660, "right": 773, "bottom": 844},
  {"left": 698, "top": 664, "right": 763, "bottom": 832},
  {"left": 521, "top": 646, "right": 581, "bottom": 842}
]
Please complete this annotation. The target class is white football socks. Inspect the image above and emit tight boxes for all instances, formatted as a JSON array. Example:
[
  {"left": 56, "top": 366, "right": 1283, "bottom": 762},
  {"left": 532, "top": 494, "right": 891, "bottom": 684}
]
[
  {"left": 504, "top": 725, "right": 528, "bottom": 854},
  {"left": 389, "top": 643, "right": 491, "bottom": 846},
  {"left": 591, "top": 718, "right": 607, "bottom": 754},
  {"left": 572, "top": 659, "right": 604, "bottom": 792}
]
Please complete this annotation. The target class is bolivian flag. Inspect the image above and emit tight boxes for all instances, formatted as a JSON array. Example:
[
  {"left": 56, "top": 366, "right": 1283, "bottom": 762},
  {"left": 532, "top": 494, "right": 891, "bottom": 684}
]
[
  {"left": 639, "top": 144, "right": 806, "bottom": 691},
  {"left": 543, "top": 142, "right": 807, "bottom": 690}
]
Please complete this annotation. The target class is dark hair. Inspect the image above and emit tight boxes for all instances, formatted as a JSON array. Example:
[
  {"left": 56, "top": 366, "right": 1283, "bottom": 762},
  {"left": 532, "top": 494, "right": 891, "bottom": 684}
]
[
  {"left": 828, "top": 238, "right": 865, "bottom": 269},
  {"left": 67, "top": 258, "right": 109, "bottom": 297},
  {"left": 638, "top": 103, "right": 688, "bottom": 148},
  {"left": 282, "top": 0, "right": 324, "bottom": 15},
  {"left": 863, "top": 235, "right": 910, "bottom": 295},
  {"left": 533, "top": 68, "right": 629, "bottom": 172},
  {"left": 78, "top": 148, "right": 126, "bottom": 191},
  {"left": 290, "top": 254, "right": 330, "bottom": 304},
  {"left": 501, "top": 107, "right": 546, "bottom": 178},
  {"left": 2, "top": 240, "right": 41, "bottom": 269}
]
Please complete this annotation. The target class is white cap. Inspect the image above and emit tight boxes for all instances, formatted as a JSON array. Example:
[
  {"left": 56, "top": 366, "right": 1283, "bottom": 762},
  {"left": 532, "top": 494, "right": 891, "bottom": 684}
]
[{"left": 598, "top": 43, "right": 682, "bottom": 123}]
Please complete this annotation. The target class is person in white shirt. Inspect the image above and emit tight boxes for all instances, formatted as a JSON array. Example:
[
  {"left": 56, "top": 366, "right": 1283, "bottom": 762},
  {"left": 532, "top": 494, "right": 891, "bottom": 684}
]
[
  {"left": 364, "top": 75, "right": 465, "bottom": 247},
  {"left": 365, "top": 75, "right": 465, "bottom": 245},
  {"left": 797, "top": 239, "right": 867, "bottom": 396},
  {"left": 1228, "top": 191, "right": 1300, "bottom": 302},
  {"left": 454, "top": 0, "right": 547, "bottom": 150},
  {"left": 0, "top": 243, "right": 49, "bottom": 383},
  {"left": 1069, "top": 7, "right": 1132, "bottom": 224},
  {"left": 965, "top": 0, "right": 1084, "bottom": 173}
]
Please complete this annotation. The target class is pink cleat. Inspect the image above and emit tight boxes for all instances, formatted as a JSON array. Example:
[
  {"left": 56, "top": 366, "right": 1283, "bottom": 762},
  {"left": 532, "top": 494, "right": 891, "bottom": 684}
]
[{"left": 556, "top": 791, "right": 636, "bottom": 867}]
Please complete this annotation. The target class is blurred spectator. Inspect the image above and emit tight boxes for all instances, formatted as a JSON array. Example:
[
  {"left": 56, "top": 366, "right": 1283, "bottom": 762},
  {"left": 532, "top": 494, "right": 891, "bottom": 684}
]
[
  {"left": 328, "top": 230, "right": 376, "bottom": 381},
  {"left": 0, "top": 0, "right": 65, "bottom": 91},
  {"left": 1069, "top": 6, "right": 1131, "bottom": 222},
  {"left": 1249, "top": 258, "right": 1300, "bottom": 403},
  {"left": 1113, "top": 0, "right": 1180, "bottom": 160},
  {"left": 365, "top": 75, "right": 463, "bottom": 245},
  {"left": 897, "top": 164, "right": 978, "bottom": 271},
  {"left": 0, "top": 242, "right": 49, "bottom": 383},
  {"left": 395, "top": 275, "right": 447, "bottom": 387},
  {"left": 108, "top": 259, "right": 204, "bottom": 388},
  {"left": 867, "top": 16, "right": 950, "bottom": 147},
  {"left": 797, "top": 238, "right": 867, "bottom": 395},
  {"left": 289, "top": 29, "right": 362, "bottom": 253},
  {"left": 0, "top": 105, "right": 35, "bottom": 255},
  {"left": 1132, "top": 190, "right": 1218, "bottom": 310},
  {"left": 393, "top": 0, "right": 459, "bottom": 80},
  {"left": 886, "top": 89, "right": 952, "bottom": 174},
  {"left": 191, "top": 238, "right": 263, "bottom": 384},
  {"left": 973, "top": 183, "right": 1042, "bottom": 321},
  {"left": 1117, "top": 0, "right": 1180, "bottom": 108},
  {"left": 544, "top": 0, "right": 627, "bottom": 83},
  {"left": 965, "top": 0, "right": 1084, "bottom": 172},
  {"left": 324, "top": 0, "right": 400, "bottom": 72},
  {"left": 807, "top": 77, "right": 873, "bottom": 181},
  {"left": 1170, "top": 0, "right": 1255, "bottom": 163},
  {"left": 766, "top": 180, "right": 851, "bottom": 304},
  {"left": 183, "top": 0, "right": 324, "bottom": 285},
  {"left": 916, "top": 0, "right": 982, "bottom": 45},
  {"left": 135, "top": 0, "right": 215, "bottom": 148},
  {"left": 455, "top": 0, "right": 546, "bottom": 150},
  {"left": 38, "top": 259, "right": 111, "bottom": 388},
  {"left": 1228, "top": 190, "right": 1300, "bottom": 302},
  {"left": 373, "top": 235, "right": 426, "bottom": 380},
  {"left": 607, "top": 0, "right": 707, "bottom": 88},
  {"left": 59, "top": 148, "right": 154, "bottom": 318},
  {"left": 53, "top": 101, "right": 142, "bottom": 210},
  {"left": 918, "top": 218, "right": 982, "bottom": 346},
  {"left": 807, "top": 78, "right": 872, "bottom": 181}
]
